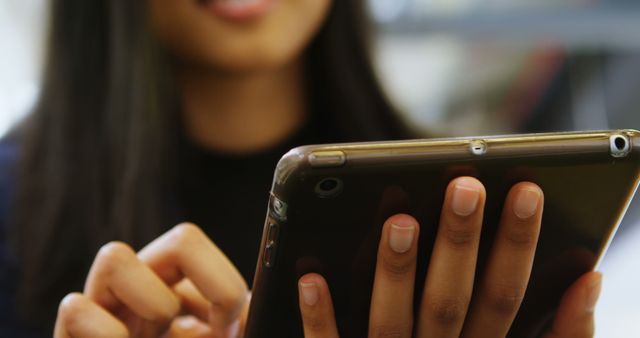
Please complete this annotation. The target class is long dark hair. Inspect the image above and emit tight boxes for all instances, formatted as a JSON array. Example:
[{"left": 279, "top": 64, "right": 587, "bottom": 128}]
[{"left": 10, "top": 0, "right": 410, "bottom": 331}]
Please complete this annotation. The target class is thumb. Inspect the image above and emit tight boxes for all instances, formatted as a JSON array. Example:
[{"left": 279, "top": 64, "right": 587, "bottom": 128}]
[{"left": 543, "top": 272, "right": 602, "bottom": 338}]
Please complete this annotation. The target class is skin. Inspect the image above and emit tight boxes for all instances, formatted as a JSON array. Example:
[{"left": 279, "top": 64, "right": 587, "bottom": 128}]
[
  {"left": 148, "top": 0, "right": 332, "bottom": 153},
  {"left": 54, "top": 0, "right": 601, "bottom": 337},
  {"left": 298, "top": 179, "right": 602, "bottom": 338}
]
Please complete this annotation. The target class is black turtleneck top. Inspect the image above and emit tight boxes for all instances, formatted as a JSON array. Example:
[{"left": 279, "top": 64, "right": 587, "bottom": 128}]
[{"left": 175, "top": 120, "right": 339, "bottom": 284}]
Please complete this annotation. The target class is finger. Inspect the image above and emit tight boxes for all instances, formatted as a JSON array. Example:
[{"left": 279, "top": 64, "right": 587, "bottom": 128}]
[
  {"left": 462, "top": 182, "right": 543, "bottom": 338},
  {"left": 174, "top": 279, "right": 211, "bottom": 323},
  {"left": 83, "top": 242, "right": 180, "bottom": 326},
  {"left": 369, "top": 214, "right": 419, "bottom": 338},
  {"left": 417, "top": 177, "right": 486, "bottom": 338},
  {"left": 298, "top": 273, "right": 340, "bottom": 338},
  {"left": 166, "top": 316, "right": 215, "bottom": 338},
  {"left": 138, "top": 223, "right": 248, "bottom": 335},
  {"left": 54, "top": 293, "right": 129, "bottom": 338},
  {"left": 542, "top": 272, "right": 602, "bottom": 338},
  {"left": 173, "top": 277, "right": 248, "bottom": 337},
  {"left": 238, "top": 292, "right": 252, "bottom": 338}
]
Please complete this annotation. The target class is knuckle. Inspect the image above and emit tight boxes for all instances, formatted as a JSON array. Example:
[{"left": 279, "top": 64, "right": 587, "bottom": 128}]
[
  {"left": 427, "top": 295, "right": 470, "bottom": 327},
  {"left": 168, "top": 223, "right": 206, "bottom": 247},
  {"left": 304, "top": 314, "right": 329, "bottom": 332},
  {"left": 173, "top": 222, "right": 204, "bottom": 237},
  {"left": 485, "top": 284, "right": 525, "bottom": 316},
  {"left": 504, "top": 221, "right": 538, "bottom": 248},
  {"left": 379, "top": 252, "right": 416, "bottom": 281},
  {"left": 58, "top": 293, "right": 86, "bottom": 319},
  {"left": 370, "top": 324, "right": 409, "bottom": 338},
  {"left": 95, "top": 242, "right": 135, "bottom": 274},
  {"left": 234, "top": 281, "right": 250, "bottom": 301},
  {"left": 58, "top": 293, "right": 89, "bottom": 334},
  {"left": 57, "top": 293, "right": 130, "bottom": 338},
  {"left": 445, "top": 225, "right": 478, "bottom": 246}
]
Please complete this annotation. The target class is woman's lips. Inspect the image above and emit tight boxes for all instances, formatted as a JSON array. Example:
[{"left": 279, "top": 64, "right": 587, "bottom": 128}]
[{"left": 201, "top": 0, "right": 276, "bottom": 21}]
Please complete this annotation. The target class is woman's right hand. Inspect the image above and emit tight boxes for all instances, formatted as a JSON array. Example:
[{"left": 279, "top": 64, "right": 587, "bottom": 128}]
[{"left": 54, "top": 223, "right": 249, "bottom": 338}]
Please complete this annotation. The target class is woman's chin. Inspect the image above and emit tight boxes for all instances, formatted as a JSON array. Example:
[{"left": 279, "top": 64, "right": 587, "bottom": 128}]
[
  {"left": 197, "top": 49, "right": 297, "bottom": 75},
  {"left": 151, "top": 0, "right": 331, "bottom": 75}
]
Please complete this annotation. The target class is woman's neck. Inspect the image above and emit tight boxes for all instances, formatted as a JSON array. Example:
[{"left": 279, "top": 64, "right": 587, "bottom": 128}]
[{"left": 178, "top": 61, "right": 307, "bottom": 154}]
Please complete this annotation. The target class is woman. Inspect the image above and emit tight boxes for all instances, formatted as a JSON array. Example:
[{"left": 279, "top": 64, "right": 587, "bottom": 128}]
[{"left": 0, "top": 0, "right": 600, "bottom": 337}]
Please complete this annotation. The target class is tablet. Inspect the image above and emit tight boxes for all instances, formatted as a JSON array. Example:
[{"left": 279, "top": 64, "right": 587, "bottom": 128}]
[{"left": 245, "top": 130, "right": 640, "bottom": 338}]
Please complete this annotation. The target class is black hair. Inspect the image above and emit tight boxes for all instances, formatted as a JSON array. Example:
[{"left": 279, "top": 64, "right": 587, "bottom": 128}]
[{"left": 10, "top": 0, "right": 411, "bottom": 331}]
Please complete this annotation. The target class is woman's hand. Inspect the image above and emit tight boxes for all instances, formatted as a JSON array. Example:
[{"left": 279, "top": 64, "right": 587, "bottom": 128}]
[
  {"left": 298, "top": 177, "right": 603, "bottom": 338},
  {"left": 54, "top": 223, "right": 249, "bottom": 338}
]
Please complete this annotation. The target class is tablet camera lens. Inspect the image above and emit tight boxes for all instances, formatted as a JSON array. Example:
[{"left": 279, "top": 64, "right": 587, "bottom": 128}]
[
  {"left": 320, "top": 179, "right": 337, "bottom": 191},
  {"left": 315, "top": 178, "right": 343, "bottom": 198}
]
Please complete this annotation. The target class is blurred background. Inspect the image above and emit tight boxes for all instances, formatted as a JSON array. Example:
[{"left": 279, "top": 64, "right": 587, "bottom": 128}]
[{"left": 1, "top": 0, "right": 639, "bottom": 336}]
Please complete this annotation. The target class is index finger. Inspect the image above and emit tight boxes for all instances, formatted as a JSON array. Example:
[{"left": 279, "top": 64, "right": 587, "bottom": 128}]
[
  {"left": 369, "top": 214, "right": 419, "bottom": 338},
  {"left": 138, "top": 223, "right": 248, "bottom": 332},
  {"left": 298, "top": 273, "right": 340, "bottom": 338}
]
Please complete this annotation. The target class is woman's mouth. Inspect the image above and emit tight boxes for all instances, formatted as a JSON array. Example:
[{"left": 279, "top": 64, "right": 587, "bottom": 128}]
[{"left": 198, "top": 0, "right": 276, "bottom": 21}]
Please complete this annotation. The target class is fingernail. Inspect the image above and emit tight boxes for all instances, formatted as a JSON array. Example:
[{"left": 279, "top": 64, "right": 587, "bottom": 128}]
[
  {"left": 300, "top": 281, "right": 319, "bottom": 306},
  {"left": 514, "top": 188, "right": 541, "bottom": 219},
  {"left": 452, "top": 179, "right": 481, "bottom": 216},
  {"left": 389, "top": 221, "right": 415, "bottom": 253},
  {"left": 586, "top": 273, "right": 602, "bottom": 313}
]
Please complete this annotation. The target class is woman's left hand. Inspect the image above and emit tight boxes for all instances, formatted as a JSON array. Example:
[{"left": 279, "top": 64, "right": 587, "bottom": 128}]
[
  {"left": 298, "top": 271, "right": 601, "bottom": 338},
  {"left": 297, "top": 178, "right": 602, "bottom": 338}
]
